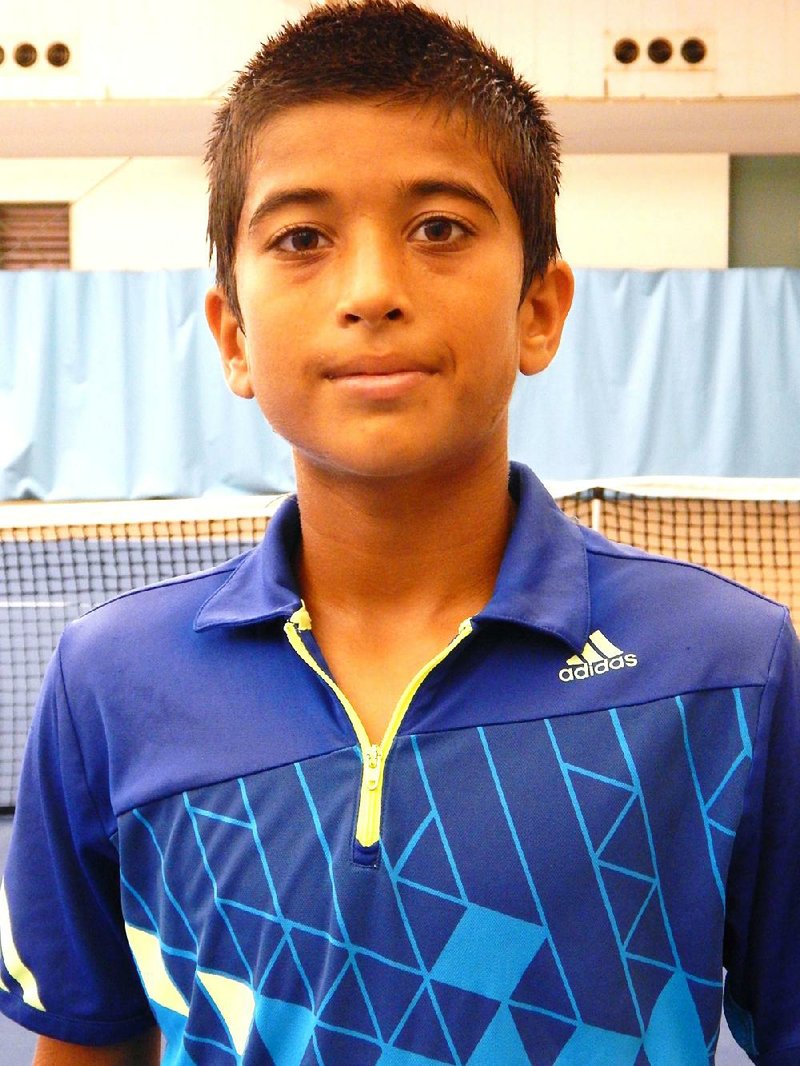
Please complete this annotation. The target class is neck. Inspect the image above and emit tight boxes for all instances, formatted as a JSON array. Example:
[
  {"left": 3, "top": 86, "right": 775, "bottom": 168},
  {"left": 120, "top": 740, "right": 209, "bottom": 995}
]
[{"left": 294, "top": 451, "right": 515, "bottom": 625}]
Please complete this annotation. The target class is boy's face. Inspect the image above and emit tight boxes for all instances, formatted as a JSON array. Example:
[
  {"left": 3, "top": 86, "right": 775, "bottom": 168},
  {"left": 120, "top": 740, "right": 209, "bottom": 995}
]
[{"left": 207, "top": 99, "right": 572, "bottom": 485}]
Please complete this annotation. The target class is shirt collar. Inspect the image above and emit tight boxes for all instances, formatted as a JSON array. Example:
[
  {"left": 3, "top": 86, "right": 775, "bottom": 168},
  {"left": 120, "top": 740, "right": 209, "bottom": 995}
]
[
  {"left": 194, "top": 495, "right": 303, "bottom": 631},
  {"left": 475, "top": 463, "right": 590, "bottom": 650},
  {"left": 195, "top": 462, "right": 590, "bottom": 652}
]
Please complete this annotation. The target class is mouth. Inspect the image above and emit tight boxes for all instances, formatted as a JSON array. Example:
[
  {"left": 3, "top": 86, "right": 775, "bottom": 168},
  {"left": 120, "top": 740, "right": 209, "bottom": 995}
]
[
  {"left": 324, "top": 354, "right": 435, "bottom": 400},
  {"left": 325, "top": 354, "right": 434, "bottom": 380}
]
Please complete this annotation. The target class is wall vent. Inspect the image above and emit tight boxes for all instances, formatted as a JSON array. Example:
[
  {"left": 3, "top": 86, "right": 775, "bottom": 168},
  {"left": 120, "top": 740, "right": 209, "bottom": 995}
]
[
  {"left": 0, "top": 203, "right": 71, "bottom": 270},
  {"left": 0, "top": 40, "right": 73, "bottom": 72},
  {"left": 605, "top": 29, "right": 717, "bottom": 97}
]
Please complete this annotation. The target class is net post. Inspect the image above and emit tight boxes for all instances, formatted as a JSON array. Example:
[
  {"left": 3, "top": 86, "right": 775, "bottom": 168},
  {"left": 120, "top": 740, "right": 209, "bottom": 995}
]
[{"left": 591, "top": 487, "right": 604, "bottom": 535}]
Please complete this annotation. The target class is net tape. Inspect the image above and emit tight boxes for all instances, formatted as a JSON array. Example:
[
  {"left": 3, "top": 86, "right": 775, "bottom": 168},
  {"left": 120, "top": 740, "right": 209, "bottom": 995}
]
[{"left": 1, "top": 481, "right": 798, "bottom": 810}]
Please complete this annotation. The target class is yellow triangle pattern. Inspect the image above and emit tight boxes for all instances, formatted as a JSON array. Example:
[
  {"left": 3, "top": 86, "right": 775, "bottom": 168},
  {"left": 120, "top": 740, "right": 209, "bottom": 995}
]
[
  {"left": 125, "top": 924, "right": 189, "bottom": 1018},
  {"left": 0, "top": 881, "right": 44, "bottom": 1011},
  {"left": 197, "top": 970, "right": 256, "bottom": 1055}
]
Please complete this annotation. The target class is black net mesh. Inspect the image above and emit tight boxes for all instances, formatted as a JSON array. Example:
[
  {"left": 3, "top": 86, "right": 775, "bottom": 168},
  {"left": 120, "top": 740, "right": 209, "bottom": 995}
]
[
  {"left": 0, "top": 513, "right": 268, "bottom": 810},
  {"left": 1, "top": 490, "right": 798, "bottom": 810},
  {"left": 559, "top": 493, "right": 800, "bottom": 618}
]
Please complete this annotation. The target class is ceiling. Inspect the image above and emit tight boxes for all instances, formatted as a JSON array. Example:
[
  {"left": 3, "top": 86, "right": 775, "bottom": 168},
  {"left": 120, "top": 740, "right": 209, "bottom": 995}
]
[{"left": 1, "top": 95, "right": 799, "bottom": 158}]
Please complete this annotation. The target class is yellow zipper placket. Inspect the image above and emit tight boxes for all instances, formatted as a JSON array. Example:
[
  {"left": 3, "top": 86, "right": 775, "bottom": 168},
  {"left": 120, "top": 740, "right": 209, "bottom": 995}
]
[{"left": 284, "top": 606, "right": 473, "bottom": 855}]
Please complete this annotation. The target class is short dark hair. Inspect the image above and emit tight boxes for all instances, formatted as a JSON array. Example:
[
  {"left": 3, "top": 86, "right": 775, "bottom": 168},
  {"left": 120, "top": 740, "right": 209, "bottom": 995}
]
[{"left": 206, "top": 0, "right": 561, "bottom": 325}]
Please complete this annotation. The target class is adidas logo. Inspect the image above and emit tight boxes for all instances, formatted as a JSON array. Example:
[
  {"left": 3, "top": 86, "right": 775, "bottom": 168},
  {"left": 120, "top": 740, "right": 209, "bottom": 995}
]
[{"left": 559, "top": 630, "right": 638, "bottom": 683}]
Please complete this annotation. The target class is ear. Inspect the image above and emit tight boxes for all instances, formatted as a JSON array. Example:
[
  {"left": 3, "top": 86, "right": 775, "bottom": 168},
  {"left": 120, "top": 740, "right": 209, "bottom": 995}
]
[
  {"left": 517, "top": 260, "right": 574, "bottom": 377},
  {"left": 205, "top": 286, "right": 255, "bottom": 399}
]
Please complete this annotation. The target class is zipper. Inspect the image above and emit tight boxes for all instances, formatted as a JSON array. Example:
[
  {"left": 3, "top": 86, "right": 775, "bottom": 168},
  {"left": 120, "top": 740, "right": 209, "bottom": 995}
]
[{"left": 284, "top": 607, "right": 473, "bottom": 857}]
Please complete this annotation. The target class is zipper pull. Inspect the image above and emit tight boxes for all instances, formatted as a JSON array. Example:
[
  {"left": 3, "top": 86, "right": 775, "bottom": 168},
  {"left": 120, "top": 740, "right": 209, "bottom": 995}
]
[
  {"left": 291, "top": 604, "right": 313, "bottom": 631},
  {"left": 364, "top": 745, "right": 382, "bottom": 791}
]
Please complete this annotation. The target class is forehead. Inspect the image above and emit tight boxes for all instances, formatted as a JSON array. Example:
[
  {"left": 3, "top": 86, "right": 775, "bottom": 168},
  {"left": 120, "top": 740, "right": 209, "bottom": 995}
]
[{"left": 239, "top": 98, "right": 512, "bottom": 225}]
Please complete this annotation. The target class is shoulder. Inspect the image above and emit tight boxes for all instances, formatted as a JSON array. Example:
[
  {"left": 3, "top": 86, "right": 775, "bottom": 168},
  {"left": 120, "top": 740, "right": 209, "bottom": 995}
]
[
  {"left": 46, "top": 549, "right": 267, "bottom": 814},
  {"left": 59, "top": 549, "right": 252, "bottom": 667},
  {"left": 577, "top": 524, "right": 789, "bottom": 690},
  {"left": 581, "top": 523, "right": 785, "bottom": 615}
]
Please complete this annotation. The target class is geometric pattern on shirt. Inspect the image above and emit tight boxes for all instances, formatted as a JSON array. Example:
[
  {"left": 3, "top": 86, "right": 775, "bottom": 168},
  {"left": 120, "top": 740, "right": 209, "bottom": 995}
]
[{"left": 120, "top": 687, "right": 756, "bottom": 1065}]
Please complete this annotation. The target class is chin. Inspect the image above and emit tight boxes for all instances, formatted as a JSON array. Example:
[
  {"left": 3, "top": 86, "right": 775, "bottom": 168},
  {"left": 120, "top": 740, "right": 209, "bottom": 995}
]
[{"left": 297, "top": 443, "right": 462, "bottom": 485}]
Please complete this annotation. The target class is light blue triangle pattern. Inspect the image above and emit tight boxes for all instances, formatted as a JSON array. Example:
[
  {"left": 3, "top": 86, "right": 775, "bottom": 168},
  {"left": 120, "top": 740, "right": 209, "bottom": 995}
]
[
  {"left": 150, "top": 1002, "right": 199, "bottom": 1066},
  {"left": 376, "top": 1050, "right": 451, "bottom": 1066},
  {"left": 554, "top": 1023, "right": 641, "bottom": 1065},
  {"left": 254, "top": 997, "right": 315, "bottom": 1066},
  {"left": 430, "top": 905, "right": 547, "bottom": 1000},
  {"left": 643, "top": 974, "right": 709, "bottom": 1066},
  {"left": 467, "top": 1005, "right": 531, "bottom": 1066},
  {"left": 119, "top": 687, "right": 756, "bottom": 1063},
  {"left": 542, "top": 689, "right": 752, "bottom": 1051}
]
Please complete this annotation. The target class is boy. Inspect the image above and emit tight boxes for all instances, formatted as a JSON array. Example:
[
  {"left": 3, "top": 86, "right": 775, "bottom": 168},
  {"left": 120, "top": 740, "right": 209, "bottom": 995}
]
[{"left": 1, "top": 2, "right": 798, "bottom": 1063}]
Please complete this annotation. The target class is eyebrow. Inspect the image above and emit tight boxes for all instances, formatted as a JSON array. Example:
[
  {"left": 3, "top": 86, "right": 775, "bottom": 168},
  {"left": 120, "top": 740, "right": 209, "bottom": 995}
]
[
  {"left": 245, "top": 176, "right": 498, "bottom": 235},
  {"left": 247, "top": 187, "right": 332, "bottom": 234},
  {"left": 399, "top": 179, "right": 498, "bottom": 220}
]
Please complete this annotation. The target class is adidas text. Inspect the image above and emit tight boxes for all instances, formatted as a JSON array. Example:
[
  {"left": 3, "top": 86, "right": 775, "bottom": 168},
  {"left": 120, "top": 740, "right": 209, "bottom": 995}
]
[{"left": 559, "top": 653, "right": 638, "bottom": 683}]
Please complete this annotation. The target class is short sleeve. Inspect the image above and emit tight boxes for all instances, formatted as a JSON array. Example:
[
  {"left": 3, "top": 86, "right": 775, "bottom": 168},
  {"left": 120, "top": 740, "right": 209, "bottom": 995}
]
[
  {"left": 0, "top": 641, "right": 155, "bottom": 1045},
  {"left": 723, "top": 612, "right": 800, "bottom": 1064}
]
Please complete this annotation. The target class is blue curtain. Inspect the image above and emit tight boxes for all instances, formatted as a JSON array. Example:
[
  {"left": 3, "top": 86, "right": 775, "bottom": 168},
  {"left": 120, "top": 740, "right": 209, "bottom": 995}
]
[
  {"left": 510, "top": 268, "right": 800, "bottom": 479},
  {"left": 1, "top": 268, "right": 798, "bottom": 500}
]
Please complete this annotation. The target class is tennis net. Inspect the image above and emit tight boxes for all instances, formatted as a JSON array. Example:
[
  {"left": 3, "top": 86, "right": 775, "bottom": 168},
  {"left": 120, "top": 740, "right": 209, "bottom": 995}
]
[{"left": 1, "top": 479, "right": 798, "bottom": 811}]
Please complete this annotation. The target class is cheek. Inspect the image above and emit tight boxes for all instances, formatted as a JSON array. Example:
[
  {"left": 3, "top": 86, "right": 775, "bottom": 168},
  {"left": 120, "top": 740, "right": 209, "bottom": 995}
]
[
  {"left": 470, "top": 315, "right": 523, "bottom": 417},
  {"left": 468, "top": 300, "right": 523, "bottom": 381},
  {"left": 239, "top": 334, "right": 294, "bottom": 421}
]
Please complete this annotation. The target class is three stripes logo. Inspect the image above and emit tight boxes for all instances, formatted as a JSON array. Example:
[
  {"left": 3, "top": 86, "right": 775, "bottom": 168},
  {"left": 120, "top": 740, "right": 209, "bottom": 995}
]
[{"left": 559, "top": 629, "right": 638, "bottom": 683}]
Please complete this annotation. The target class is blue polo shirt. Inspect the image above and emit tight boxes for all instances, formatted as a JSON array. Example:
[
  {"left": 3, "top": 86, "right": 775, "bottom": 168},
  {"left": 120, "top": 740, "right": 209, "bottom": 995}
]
[{"left": 1, "top": 464, "right": 798, "bottom": 1065}]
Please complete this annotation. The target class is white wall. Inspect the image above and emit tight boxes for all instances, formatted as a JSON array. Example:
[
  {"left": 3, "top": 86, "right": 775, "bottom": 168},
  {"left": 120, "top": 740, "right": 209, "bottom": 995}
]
[
  {"left": 4, "top": 0, "right": 800, "bottom": 100},
  {"left": 558, "top": 155, "right": 730, "bottom": 269},
  {"left": 0, "top": 158, "right": 125, "bottom": 203},
  {"left": 69, "top": 158, "right": 208, "bottom": 271},
  {"left": 1, "top": 0, "right": 799, "bottom": 100}
]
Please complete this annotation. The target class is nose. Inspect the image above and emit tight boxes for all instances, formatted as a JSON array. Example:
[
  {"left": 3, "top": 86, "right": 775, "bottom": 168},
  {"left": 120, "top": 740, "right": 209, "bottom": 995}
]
[{"left": 335, "top": 229, "right": 409, "bottom": 327}]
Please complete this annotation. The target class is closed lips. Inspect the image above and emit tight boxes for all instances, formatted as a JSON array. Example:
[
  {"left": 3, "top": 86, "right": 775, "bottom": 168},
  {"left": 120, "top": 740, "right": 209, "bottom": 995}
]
[{"left": 325, "top": 356, "right": 434, "bottom": 378}]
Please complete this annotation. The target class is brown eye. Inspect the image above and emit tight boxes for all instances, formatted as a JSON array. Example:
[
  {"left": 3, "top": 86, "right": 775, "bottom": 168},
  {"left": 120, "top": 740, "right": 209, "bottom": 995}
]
[
  {"left": 422, "top": 218, "right": 455, "bottom": 242},
  {"left": 273, "top": 226, "right": 329, "bottom": 253},
  {"left": 285, "top": 228, "right": 321, "bottom": 252},
  {"left": 412, "top": 216, "right": 470, "bottom": 245}
]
